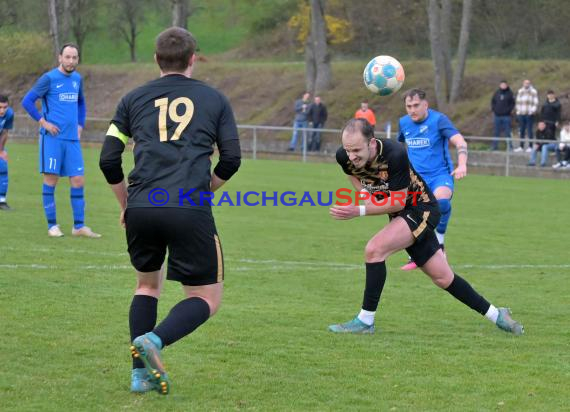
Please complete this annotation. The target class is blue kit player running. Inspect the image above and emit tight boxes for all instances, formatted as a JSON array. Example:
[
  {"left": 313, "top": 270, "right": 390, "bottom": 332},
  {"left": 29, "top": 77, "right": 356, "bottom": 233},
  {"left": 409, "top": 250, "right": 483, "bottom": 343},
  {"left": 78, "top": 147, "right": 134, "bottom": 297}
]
[
  {"left": 22, "top": 43, "right": 100, "bottom": 238},
  {"left": 398, "top": 89, "right": 467, "bottom": 270},
  {"left": 0, "top": 94, "right": 14, "bottom": 210}
]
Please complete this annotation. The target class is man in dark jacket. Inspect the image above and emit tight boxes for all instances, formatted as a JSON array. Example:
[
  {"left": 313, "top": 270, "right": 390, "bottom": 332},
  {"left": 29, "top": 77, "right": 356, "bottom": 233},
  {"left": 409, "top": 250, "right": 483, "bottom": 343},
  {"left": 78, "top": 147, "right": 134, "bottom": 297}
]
[
  {"left": 540, "top": 90, "right": 561, "bottom": 136},
  {"left": 307, "top": 96, "right": 328, "bottom": 151},
  {"left": 528, "top": 121, "right": 556, "bottom": 167},
  {"left": 490, "top": 80, "right": 515, "bottom": 150}
]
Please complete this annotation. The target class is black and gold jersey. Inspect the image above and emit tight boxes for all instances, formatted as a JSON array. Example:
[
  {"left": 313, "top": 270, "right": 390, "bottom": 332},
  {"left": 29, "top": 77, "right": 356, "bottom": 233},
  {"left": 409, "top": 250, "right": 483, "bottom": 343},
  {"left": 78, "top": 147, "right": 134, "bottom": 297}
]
[
  {"left": 109, "top": 74, "right": 240, "bottom": 208},
  {"left": 336, "top": 138, "right": 437, "bottom": 209}
]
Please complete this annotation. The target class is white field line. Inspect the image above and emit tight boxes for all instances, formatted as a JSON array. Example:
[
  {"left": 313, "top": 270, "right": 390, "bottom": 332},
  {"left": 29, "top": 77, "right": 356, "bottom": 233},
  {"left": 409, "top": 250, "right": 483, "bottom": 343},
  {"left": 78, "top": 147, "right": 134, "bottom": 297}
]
[
  {"left": 1, "top": 258, "right": 570, "bottom": 272},
  {"left": 2, "top": 246, "right": 569, "bottom": 270}
]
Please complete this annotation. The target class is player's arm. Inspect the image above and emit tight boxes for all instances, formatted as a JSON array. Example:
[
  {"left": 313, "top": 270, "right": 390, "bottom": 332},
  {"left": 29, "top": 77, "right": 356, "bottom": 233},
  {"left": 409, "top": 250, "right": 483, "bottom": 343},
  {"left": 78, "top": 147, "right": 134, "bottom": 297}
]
[
  {"left": 22, "top": 74, "right": 60, "bottom": 135},
  {"left": 449, "top": 133, "right": 468, "bottom": 179},
  {"left": 77, "top": 81, "right": 86, "bottom": 138},
  {"left": 0, "top": 130, "right": 8, "bottom": 161},
  {"left": 100, "top": 123, "right": 128, "bottom": 224},
  {"left": 212, "top": 96, "right": 241, "bottom": 192}
]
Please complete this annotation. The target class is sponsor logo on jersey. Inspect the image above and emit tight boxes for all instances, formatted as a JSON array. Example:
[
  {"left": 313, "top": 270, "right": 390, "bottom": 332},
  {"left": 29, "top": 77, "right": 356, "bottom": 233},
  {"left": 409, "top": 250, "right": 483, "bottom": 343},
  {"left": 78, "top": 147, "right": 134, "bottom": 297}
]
[
  {"left": 406, "top": 137, "right": 430, "bottom": 148},
  {"left": 72, "top": 81, "right": 78, "bottom": 90},
  {"left": 59, "top": 93, "right": 78, "bottom": 102},
  {"left": 420, "top": 125, "right": 428, "bottom": 134}
]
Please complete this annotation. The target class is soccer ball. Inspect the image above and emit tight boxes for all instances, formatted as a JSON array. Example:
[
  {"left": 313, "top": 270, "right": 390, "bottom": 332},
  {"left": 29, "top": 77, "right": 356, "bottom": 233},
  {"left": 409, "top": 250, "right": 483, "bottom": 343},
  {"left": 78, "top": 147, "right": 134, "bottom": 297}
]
[{"left": 363, "top": 55, "right": 405, "bottom": 96}]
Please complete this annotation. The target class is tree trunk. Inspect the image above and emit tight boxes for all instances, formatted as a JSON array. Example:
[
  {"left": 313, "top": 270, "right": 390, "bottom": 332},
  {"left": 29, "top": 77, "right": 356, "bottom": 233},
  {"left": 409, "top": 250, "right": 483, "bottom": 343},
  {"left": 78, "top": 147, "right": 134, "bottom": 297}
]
[
  {"left": 129, "top": 24, "right": 137, "bottom": 62},
  {"left": 440, "top": 0, "right": 453, "bottom": 100},
  {"left": 450, "top": 0, "right": 473, "bottom": 103},
  {"left": 47, "top": 0, "right": 60, "bottom": 63},
  {"left": 305, "top": 38, "right": 316, "bottom": 94},
  {"left": 427, "top": 0, "right": 446, "bottom": 110},
  {"left": 305, "top": 0, "right": 331, "bottom": 94},
  {"left": 172, "top": 0, "right": 188, "bottom": 29},
  {"left": 62, "top": 0, "right": 71, "bottom": 42}
]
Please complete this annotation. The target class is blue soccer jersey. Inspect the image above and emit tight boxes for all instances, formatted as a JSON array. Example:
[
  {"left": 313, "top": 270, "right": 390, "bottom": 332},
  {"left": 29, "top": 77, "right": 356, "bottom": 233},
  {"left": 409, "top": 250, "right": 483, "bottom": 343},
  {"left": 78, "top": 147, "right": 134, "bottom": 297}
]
[
  {"left": 29, "top": 68, "right": 85, "bottom": 141},
  {"left": 0, "top": 107, "right": 14, "bottom": 132},
  {"left": 398, "top": 109, "right": 459, "bottom": 177}
]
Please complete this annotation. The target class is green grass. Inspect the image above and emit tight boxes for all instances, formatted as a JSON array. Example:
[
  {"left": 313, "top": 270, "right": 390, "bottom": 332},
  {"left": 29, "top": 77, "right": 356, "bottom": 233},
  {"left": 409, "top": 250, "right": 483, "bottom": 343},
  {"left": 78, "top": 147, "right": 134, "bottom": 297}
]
[
  {"left": 1, "top": 142, "right": 569, "bottom": 411},
  {"left": 81, "top": 0, "right": 266, "bottom": 64}
]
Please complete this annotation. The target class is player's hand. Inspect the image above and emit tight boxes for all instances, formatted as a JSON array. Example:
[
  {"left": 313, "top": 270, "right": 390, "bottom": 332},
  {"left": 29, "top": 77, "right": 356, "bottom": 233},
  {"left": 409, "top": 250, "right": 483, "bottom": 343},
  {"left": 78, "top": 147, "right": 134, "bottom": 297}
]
[
  {"left": 40, "top": 119, "right": 60, "bottom": 136},
  {"left": 119, "top": 209, "right": 125, "bottom": 228},
  {"left": 330, "top": 204, "right": 359, "bottom": 220},
  {"left": 0, "top": 150, "right": 8, "bottom": 161},
  {"left": 451, "top": 164, "right": 467, "bottom": 180},
  {"left": 78, "top": 126, "right": 83, "bottom": 140}
]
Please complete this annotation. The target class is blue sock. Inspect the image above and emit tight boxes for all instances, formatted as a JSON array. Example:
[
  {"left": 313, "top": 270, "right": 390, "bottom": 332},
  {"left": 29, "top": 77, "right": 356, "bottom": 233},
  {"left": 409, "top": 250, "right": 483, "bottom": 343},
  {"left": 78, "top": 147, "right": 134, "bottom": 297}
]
[
  {"left": 436, "top": 198, "right": 452, "bottom": 235},
  {"left": 70, "top": 187, "right": 85, "bottom": 229},
  {"left": 42, "top": 184, "right": 57, "bottom": 228},
  {"left": 0, "top": 158, "right": 7, "bottom": 202}
]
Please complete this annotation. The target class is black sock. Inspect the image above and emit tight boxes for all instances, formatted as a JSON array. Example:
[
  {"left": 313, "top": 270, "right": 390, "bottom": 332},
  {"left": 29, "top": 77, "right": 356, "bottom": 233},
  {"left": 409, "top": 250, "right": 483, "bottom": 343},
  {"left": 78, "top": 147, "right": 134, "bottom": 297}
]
[
  {"left": 362, "top": 261, "right": 387, "bottom": 311},
  {"left": 153, "top": 297, "right": 211, "bottom": 347},
  {"left": 445, "top": 273, "right": 491, "bottom": 315},
  {"left": 129, "top": 295, "right": 158, "bottom": 369}
]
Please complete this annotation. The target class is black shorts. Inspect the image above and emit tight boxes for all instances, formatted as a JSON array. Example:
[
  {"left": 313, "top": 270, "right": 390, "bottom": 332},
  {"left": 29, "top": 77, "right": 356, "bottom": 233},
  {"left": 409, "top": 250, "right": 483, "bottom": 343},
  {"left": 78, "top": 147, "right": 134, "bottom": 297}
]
[
  {"left": 125, "top": 207, "right": 224, "bottom": 286},
  {"left": 396, "top": 204, "right": 441, "bottom": 267}
]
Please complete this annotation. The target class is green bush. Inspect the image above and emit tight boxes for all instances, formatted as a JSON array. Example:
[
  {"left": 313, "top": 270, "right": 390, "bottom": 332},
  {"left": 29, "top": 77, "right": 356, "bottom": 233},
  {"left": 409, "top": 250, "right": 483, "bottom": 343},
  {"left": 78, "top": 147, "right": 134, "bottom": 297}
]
[{"left": 0, "top": 30, "right": 53, "bottom": 77}]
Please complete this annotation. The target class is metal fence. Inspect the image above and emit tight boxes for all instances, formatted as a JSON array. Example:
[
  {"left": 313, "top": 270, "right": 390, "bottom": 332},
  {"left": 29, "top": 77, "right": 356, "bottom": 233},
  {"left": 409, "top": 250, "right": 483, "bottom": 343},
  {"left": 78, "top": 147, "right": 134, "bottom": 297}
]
[{"left": 10, "top": 115, "right": 568, "bottom": 178}]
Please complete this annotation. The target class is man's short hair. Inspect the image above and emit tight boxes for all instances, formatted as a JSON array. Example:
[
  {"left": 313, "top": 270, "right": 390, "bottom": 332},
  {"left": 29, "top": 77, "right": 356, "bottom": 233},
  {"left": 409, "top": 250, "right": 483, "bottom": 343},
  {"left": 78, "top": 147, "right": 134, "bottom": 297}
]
[
  {"left": 0, "top": 94, "right": 9, "bottom": 104},
  {"left": 500, "top": 80, "right": 508, "bottom": 84},
  {"left": 342, "top": 118, "right": 375, "bottom": 142},
  {"left": 403, "top": 88, "right": 427, "bottom": 101},
  {"left": 155, "top": 27, "right": 197, "bottom": 72},
  {"left": 547, "top": 90, "right": 555, "bottom": 94},
  {"left": 60, "top": 43, "right": 80, "bottom": 56}
]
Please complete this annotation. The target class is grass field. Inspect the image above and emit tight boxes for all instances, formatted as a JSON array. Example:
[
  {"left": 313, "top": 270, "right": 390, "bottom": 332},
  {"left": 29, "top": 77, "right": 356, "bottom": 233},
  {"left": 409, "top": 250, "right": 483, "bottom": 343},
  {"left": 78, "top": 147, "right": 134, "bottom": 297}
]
[{"left": 1, "top": 142, "right": 569, "bottom": 411}]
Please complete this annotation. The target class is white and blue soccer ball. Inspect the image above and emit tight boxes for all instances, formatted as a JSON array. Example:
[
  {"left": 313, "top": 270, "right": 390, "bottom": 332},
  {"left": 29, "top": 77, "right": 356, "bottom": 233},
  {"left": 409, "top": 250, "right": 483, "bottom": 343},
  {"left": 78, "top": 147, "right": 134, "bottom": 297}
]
[{"left": 363, "top": 55, "right": 405, "bottom": 96}]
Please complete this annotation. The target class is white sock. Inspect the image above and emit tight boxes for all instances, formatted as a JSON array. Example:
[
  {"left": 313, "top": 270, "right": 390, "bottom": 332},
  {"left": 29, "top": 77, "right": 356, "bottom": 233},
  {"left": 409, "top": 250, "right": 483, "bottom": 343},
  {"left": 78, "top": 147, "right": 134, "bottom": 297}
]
[
  {"left": 435, "top": 231, "right": 445, "bottom": 245},
  {"left": 358, "top": 309, "right": 376, "bottom": 325},
  {"left": 485, "top": 305, "right": 499, "bottom": 323},
  {"left": 0, "top": 197, "right": 5, "bottom": 203}
]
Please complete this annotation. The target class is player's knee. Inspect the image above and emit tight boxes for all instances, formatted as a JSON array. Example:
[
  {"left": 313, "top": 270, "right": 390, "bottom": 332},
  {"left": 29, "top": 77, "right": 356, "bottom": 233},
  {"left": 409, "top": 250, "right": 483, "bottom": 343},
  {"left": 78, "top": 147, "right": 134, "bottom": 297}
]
[
  {"left": 43, "top": 174, "right": 59, "bottom": 186},
  {"left": 135, "top": 279, "right": 161, "bottom": 296},
  {"left": 431, "top": 272, "right": 453, "bottom": 289},
  {"left": 70, "top": 175, "right": 84, "bottom": 187},
  {"left": 365, "top": 239, "right": 388, "bottom": 261}
]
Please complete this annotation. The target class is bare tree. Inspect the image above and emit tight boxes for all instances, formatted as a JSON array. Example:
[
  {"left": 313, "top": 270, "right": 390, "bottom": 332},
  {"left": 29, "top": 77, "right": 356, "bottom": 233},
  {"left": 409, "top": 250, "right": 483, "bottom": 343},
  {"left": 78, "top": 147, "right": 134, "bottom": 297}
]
[
  {"left": 305, "top": 0, "right": 331, "bottom": 94},
  {"left": 450, "top": 0, "right": 473, "bottom": 103},
  {"left": 115, "top": 0, "right": 143, "bottom": 62},
  {"left": 427, "top": 0, "right": 446, "bottom": 109},
  {"left": 427, "top": 0, "right": 473, "bottom": 107},
  {"left": 171, "top": 0, "right": 189, "bottom": 29},
  {"left": 70, "top": 0, "right": 97, "bottom": 53},
  {"left": 61, "top": 0, "right": 70, "bottom": 42},
  {"left": 47, "top": 0, "right": 60, "bottom": 62},
  {"left": 440, "top": 0, "right": 452, "bottom": 100}
]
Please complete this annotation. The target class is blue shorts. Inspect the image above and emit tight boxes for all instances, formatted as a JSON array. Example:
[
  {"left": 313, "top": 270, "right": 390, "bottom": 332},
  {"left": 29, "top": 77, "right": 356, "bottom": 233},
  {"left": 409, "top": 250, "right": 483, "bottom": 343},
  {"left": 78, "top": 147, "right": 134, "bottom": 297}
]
[
  {"left": 39, "top": 134, "right": 84, "bottom": 176},
  {"left": 422, "top": 173, "right": 454, "bottom": 194}
]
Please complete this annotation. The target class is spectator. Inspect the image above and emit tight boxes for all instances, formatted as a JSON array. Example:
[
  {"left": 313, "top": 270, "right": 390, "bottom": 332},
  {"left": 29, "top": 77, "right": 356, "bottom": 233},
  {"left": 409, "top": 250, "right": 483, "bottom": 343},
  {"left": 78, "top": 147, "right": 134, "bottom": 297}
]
[
  {"left": 490, "top": 80, "right": 515, "bottom": 150},
  {"left": 515, "top": 79, "right": 539, "bottom": 152},
  {"left": 528, "top": 121, "right": 556, "bottom": 167},
  {"left": 354, "top": 100, "right": 376, "bottom": 128},
  {"left": 540, "top": 90, "right": 561, "bottom": 136},
  {"left": 552, "top": 121, "right": 570, "bottom": 168},
  {"left": 307, "top": 96, "right": 328, "bottom": 151},
  {"left": 288, "top": 92, "right": 311, "bottom": 151}
]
